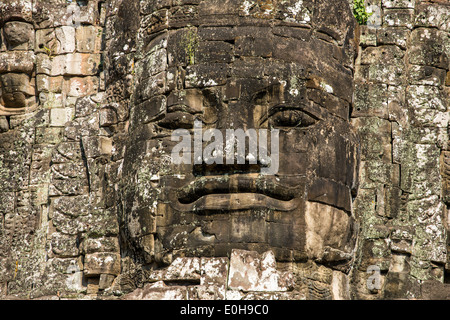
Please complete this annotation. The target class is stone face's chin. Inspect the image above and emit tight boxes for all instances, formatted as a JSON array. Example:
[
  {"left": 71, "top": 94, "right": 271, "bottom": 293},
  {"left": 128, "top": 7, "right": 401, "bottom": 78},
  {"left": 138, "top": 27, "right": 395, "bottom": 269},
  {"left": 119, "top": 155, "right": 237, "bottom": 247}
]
[{"left": 304, "top": 201, "right": 356, "bottom": 267}]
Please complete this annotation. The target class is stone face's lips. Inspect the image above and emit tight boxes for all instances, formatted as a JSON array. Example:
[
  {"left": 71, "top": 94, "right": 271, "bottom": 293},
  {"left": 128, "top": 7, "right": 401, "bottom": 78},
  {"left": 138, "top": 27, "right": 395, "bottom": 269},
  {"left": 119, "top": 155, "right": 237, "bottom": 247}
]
[
  {"left": 169, "top": 192, "right": 300, "bottom": 212},
  {"left": 178, "top": 175, "right": 298, "bottom": 203},
  {"left": 167, "top": 174, "right": 302, "bottom": 212}
]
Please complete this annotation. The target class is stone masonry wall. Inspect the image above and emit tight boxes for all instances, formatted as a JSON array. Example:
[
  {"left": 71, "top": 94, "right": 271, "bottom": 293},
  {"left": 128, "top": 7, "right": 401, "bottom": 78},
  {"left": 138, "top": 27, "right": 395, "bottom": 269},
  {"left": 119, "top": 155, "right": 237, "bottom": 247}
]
[
  {"left": 0, "top": 0, "right": 120, "bottom": 298},
  {"left": 350, "top": 0, "right": 450, "bottom": 299}
]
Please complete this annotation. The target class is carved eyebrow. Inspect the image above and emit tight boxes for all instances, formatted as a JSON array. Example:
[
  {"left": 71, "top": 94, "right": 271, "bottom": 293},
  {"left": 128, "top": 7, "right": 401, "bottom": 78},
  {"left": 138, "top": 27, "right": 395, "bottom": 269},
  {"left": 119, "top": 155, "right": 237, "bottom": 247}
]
[{"left": 250, "top": 84, "right": 284, "bottom": 104}]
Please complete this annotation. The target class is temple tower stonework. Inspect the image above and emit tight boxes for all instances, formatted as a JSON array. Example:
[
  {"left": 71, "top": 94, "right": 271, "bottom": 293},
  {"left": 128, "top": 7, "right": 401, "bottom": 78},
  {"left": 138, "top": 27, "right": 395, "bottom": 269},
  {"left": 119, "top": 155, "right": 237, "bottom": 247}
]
[{"left": 0, "top": 0, "right": 449, "bottom": 300}]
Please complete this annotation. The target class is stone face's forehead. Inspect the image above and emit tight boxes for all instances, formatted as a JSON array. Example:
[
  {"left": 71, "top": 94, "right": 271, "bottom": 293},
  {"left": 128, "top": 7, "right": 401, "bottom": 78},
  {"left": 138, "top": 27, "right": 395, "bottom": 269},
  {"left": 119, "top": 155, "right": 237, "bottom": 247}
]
[
  {"left": 157, "top": 35, "right": 353, "bottom": 119},
  {"left": 142, "top": 0, "right": 355, "bottom": 42},
  {"left": 141, "top": 0, "right": 357, "bottom": 64},
  {"left": 137, "top": 0, "right": 357, "bottom": 121}
]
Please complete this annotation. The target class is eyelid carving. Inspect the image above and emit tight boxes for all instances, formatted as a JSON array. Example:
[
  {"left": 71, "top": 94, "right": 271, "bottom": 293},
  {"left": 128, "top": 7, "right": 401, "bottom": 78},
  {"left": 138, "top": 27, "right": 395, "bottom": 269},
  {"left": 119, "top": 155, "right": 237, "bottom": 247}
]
[
  {"left": 157, "top": 111, "right": 196, "bottom": 129},
  {"left": 259, "top": 105, "right": 320, "bottom": 128},
  {"left": 167, "top": 104, "right": 201, "bottom": 115}
]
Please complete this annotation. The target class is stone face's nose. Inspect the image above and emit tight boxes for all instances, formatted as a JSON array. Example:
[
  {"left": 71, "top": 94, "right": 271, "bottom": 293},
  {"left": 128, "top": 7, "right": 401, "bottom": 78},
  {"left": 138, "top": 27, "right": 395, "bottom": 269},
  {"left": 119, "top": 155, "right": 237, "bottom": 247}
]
[
  {"left": 190, "top": 123, "right": 280, "bottom": 176},
  {"left": 193, "top": 162, "right": 263, "bottom": 176}
]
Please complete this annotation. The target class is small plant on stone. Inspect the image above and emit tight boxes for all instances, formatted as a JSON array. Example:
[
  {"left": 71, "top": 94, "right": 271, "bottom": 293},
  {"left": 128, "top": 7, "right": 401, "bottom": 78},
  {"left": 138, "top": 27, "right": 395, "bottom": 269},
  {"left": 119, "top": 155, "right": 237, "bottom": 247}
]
[
  {"left": 181, "top": 26, "right": 199, "bottom": 66},
  {"left": 353, "top": 0, "right": 373, "bottom": 25}
]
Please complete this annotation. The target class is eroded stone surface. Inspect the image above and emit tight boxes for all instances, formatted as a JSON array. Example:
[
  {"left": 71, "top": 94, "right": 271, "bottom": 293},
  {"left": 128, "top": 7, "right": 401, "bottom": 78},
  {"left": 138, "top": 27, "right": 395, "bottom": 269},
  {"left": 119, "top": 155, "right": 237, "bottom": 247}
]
[
  {"left": 228, "top": 250, "right": 294, "bottom": 292},
  {"left": 0, "top": 0, "right": 449, "bottom": 301},
  {"left": 123, "top": 249, "right": 294, "bottom": 300}
]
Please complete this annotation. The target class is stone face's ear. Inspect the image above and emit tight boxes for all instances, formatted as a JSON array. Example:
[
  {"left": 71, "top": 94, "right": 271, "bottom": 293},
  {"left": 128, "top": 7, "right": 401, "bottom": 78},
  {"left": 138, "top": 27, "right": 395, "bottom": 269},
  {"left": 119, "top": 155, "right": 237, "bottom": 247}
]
[
  {"left": 312, "top": 0, "right": 358, "bottom": 72},
  {"left": 312, "top": 0, "right": 356, "bottom": 44},
  {"left": 441, "top": 151, "right": 450, "bottom": 205},
  {"left": 0, "top": 69, "right": 36, "bottom": 115},
  {"left": 3, "top": 21, "right": 34, "bottom": 50}
]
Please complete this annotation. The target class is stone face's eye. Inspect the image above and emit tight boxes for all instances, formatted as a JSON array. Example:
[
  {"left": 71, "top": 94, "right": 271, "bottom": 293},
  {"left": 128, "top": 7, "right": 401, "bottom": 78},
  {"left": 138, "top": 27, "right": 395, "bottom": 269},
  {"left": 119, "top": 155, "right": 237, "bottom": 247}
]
[{"left": 269, "top": 108, "right": 317, "bottom": 128}]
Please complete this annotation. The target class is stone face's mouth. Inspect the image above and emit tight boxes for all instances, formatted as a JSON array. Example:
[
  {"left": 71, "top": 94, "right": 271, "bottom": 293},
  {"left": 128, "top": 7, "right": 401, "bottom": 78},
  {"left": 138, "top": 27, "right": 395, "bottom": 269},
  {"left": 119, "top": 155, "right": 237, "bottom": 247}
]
[
  {"left": 167, "top": 174, "right": 303, "bottom": 212},
  {"left": 178, "top": 175, "right": 296, "bottom": 203}
]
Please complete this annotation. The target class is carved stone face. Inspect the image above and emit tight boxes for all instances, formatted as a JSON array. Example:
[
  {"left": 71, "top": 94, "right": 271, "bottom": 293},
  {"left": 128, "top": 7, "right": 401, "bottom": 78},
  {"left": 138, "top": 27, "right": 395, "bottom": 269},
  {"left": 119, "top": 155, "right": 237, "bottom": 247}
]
[
  {"left": 0, "top": 72, "right": 35, "bottom": 111},
  {"left": 121, "top": 0, "right": 359, "bottom": 269}
]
